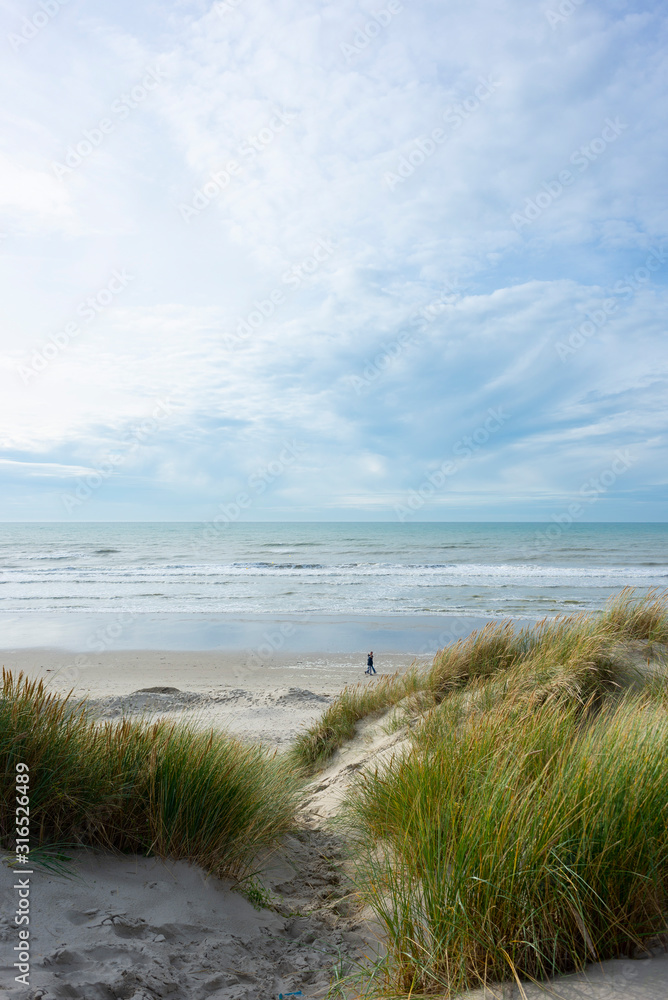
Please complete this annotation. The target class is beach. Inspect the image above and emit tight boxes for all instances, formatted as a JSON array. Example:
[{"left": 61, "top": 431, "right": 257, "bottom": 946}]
[
  {"left": 0, "top": 647, "right": 423, "bottom": 745},
  {"left": 5, "top": 0, "right": 667, "bottom": 989},
  {"left": 3, "top": 614, "right": 668, "bottom": 999},
  {"left": 0, "top": 825, "right": 379, "bottom": 1000},
  {"left": 3, "top": 635, "right": 668, "bottom": 999},
  {"left": 0, "top": 646, "right": 396, "bottom": 1000},
  {"left": 1, "top": 524, "right": 668, "bottom": 998}
]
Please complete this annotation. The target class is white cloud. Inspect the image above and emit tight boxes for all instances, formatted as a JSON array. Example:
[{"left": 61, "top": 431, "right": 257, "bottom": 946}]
[
  {"left": 0, "top": 150, "right": 73, "bottom": 228},
  {"left": 0, "top": 0, "right": 666, "bottom": 518}
]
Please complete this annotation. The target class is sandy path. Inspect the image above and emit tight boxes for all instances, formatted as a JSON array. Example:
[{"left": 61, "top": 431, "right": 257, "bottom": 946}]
[
  {"left": 0, "top": 832, "right": 378, "bottom": 1000},
  {"left": 0, "top": 650, "right": 390, "bottom": 999}
]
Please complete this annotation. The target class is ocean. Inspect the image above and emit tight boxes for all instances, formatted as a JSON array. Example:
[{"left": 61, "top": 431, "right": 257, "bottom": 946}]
[{"left": 0, "top": 522, "right": 666, "bottom": 653}]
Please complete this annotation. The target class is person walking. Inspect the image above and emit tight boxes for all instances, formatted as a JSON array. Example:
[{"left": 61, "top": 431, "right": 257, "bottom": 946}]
[{"left": 365, "top": 651, "right": 376, "bottom": 675}]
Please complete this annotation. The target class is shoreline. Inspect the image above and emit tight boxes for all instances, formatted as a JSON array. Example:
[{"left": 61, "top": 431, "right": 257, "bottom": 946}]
[
  {"left": 0, "top": 647, "right": 425, "bottom": 695},
  {"left": 0, "top": 611, "right": 500, "bottom": 655}
]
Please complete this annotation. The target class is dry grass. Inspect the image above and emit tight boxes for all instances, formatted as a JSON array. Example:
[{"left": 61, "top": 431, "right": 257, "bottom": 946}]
[{"left": 294, "top": 589, "right": 668, "bottom": 771}]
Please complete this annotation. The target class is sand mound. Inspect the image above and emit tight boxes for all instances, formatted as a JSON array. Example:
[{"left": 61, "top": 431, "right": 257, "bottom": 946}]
[
  {"left": 85, "top": 688, "right": 204, "bottom": 718},
  {"left": 274, "top": 688, "right": 331, "bottom": 705},
  {"left": 78, "top": 687, "right": 333, "bottom": 747},
  {"left": 136, "top": 686, "right": 183, "bottom": 694}
]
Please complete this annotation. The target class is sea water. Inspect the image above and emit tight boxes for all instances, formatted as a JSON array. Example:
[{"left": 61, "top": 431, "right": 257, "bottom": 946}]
[{"left": 0, "top": 522, "right": 666, "bottom": 651}]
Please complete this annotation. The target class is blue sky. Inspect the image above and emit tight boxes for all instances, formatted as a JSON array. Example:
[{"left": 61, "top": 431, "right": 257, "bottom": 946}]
[{"left": 1, "top": 0, "right": 666, "bottom": 521}]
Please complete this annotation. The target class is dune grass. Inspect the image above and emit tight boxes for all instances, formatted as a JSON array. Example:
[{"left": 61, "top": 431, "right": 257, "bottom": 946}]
[
  {"left": 0, "top": 671, "right": 298, "bottom": 877},
  {"left": 292, "top": 589, "right": 668, "bottom": 773},
  {"left": 289, "top": 667, "right": 423, "bottom": 770},
  {"left": 335, "top": 588, "right": 668, "bottom": 996},
  {"left": 2, "top": 586, "right": 667, "bottom": 996},
  {"left": 347, "top": 693, "right": 668, "bottom": 996},
  {"left": 427, "top": 587, "right": 667, "bottom": 700},
  {"left": 598, "top": 586, "right": 668, "bottom": 643}
]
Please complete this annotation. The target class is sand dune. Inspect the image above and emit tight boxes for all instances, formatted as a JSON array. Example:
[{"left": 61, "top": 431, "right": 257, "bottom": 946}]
[{"left": 2, "top": 648, "right": 668, "bottom": 998}]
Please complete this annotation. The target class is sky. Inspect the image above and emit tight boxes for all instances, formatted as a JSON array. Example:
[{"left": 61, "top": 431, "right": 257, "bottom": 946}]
[{"left": 0, "top": 0, "right": 666, "bottom": 522}]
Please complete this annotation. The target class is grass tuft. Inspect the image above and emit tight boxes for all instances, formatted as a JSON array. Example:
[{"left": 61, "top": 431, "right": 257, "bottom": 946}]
[
  {"left": 0, "top": 671, "right": 298, "bottom": 877},
  {"left": 598, "top": 586, "right": 668, "bottom": 643},
  {"left": 293, "top": 589, "right": 668, "bottom": 773},
  {"left": 4, "top": 588, "right": 667, "bottom": 997},
  {"left": 331, "top": 588, "right": 668, "bottom": 996},
  {"left": 428, "top": 619, "right": 527, "bottom": 695},
  {"left": 347, "top": 694, "right": 668, "bottom": 996}
]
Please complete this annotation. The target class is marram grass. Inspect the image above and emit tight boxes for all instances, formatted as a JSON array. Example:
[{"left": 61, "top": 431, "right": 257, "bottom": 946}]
[
  {"left": 347, "top": 694, "right": 668, "bottom": 996},
  {"left": 336, "top": 588, "right": 668, "bottom": 997},
  {"left": 0, "top": 671, "right": 298, "bottom": 877},
  {"left": 292, "top": 588, "right": 668, "bottom": 772},
  {"left": 1, "top": 587, "right": 667, "bottom": 996},
  {"left": 427, "top": 587, "right": 667, "bottom": 700}
]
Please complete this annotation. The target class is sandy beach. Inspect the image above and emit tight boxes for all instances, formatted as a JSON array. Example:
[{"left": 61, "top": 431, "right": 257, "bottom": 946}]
[
  {"left": 0, "top": 839, "right": 379, "bottom": 1000},
  {"left": 0, "top": 647, "right": 425, "bottom": 745},
  {"left": 3, "top": 0, "right": 667, "bottom": 981}
]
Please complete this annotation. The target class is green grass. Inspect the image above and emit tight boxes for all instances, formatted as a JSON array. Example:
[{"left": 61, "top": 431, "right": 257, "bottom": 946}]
[
  {"left": 0, "top": 671, "right": 298, "bottom": 878},
  {"left": 346, "top": 693, "right": 668, "bottom": 996},
  {"left": 428, "top": 587, "right": 668, "bottom": 702},
  {"left": 598, "top": 586, "right": 668, "bottom": 643},
  {"left": 3, "top": 587, "right": 668, "bottom": 997},
  {"left": 334, "top": 588, "right": 668, "bottom": 996}
]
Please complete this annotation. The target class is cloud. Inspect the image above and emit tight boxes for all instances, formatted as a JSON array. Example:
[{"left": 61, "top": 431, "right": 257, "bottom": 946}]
[
  {"left": 0, "top": 0, "right": 666, "bottom": 519},
  {"left": 0, "top": 459, "right": 94, "bottom": 479},
  {"left": 0, "top": 150, "right": 73, "bottom": 230}
]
